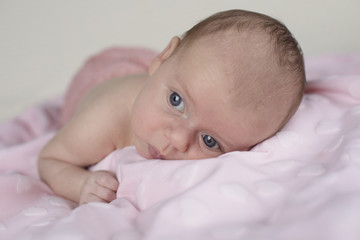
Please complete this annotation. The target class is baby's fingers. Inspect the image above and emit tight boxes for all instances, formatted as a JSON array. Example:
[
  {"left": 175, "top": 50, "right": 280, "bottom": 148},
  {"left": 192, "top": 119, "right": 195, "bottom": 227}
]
[
  {"left": 80, "top": 170, "right": 120, "bottom": 204},
  {"left": 93, "top": 184, "right": 117, "bottom": 202},
  {"left": 79, "top": 184, "right": 117, "bottom": 205},
  {"left": 94, "top": 170, "right": 119, "bottom": 191},
  {"left": 80, "top": 193, "right": 108, "bottom": 205}
]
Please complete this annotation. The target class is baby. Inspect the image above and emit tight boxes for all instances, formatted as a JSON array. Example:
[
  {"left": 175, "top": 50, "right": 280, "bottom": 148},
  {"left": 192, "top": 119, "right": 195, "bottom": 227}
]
[{"left": 38, "top": 9, "right": 305, "bottom": 204}]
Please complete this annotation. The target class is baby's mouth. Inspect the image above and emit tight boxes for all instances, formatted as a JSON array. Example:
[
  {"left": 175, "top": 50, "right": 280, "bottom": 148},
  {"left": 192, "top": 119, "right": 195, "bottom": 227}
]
[{"left": 148, "top": 145, "right": 164, "bottom": 160}]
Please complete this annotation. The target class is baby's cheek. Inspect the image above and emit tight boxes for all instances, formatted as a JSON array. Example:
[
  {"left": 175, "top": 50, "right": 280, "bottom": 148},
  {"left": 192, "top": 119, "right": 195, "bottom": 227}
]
[
  {"left": 131, "top": 107, "right": 152, "bottom": 136},
  {"left": 132, "top": 91, "right": 164, "bottom": 138}
]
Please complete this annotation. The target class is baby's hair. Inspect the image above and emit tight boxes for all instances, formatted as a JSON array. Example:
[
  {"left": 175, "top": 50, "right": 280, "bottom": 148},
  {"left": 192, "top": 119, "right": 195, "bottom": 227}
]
[
  {"left": 178, "top": 9, "right": 306, "bottom": 131},
  {"left": 180, "top": 9, "right": 305, "bottom": 86}
]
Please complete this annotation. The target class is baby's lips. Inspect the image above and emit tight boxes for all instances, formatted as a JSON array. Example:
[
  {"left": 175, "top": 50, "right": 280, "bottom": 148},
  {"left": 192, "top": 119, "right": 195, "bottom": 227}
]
[{"left": 148, "top": 145, "right": 164, "bottom": 159}]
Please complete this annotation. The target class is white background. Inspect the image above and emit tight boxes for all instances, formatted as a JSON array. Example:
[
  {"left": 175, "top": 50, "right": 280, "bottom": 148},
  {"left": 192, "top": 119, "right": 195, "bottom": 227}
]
[{"left": 1, "top": 0, "right": 360, "bottom": 121}]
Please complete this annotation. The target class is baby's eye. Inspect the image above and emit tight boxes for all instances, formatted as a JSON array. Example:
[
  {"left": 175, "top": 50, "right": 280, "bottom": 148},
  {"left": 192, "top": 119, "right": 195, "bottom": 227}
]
[
  {"left": 202, "top": 134, "right": 219, "bottom": 149},
  {"left": 169, "top": 91, "right": 185, "bottom": 112}
]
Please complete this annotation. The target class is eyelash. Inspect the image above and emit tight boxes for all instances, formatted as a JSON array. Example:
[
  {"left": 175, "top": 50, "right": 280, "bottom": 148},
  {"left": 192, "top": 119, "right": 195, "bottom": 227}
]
[
  {"left": 201, "top": 134, "right": 220, "bottom": 150},
  {"left": 169, "top": 91, "right": 185, "bottom": 112}
]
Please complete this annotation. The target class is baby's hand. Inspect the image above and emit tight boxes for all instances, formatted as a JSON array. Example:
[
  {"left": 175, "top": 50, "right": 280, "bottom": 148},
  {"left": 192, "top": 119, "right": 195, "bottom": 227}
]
[{"left": 79, "top": 170, "right": 119, "bottom": 205}]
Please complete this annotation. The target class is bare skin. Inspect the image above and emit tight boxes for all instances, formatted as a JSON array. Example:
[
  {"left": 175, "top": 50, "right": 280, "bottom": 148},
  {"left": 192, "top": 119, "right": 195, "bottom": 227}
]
[
  {"left": 38, "top": 34, "right": 295, "bottom": 204},
  {"left": 38, "top": 73, "right": 148, "bottom": 204}
]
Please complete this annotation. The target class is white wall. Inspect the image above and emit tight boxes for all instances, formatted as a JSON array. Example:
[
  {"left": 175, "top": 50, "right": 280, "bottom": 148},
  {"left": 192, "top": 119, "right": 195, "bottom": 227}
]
[{"left": 1, "top": 0, "right": 360, "bottom": 121}]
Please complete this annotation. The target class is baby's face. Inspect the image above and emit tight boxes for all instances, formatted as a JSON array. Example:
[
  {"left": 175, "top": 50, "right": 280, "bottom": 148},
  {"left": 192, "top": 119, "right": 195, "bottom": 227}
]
[{"left": 131, "top": 38, "right": 280, "bottom": 160}]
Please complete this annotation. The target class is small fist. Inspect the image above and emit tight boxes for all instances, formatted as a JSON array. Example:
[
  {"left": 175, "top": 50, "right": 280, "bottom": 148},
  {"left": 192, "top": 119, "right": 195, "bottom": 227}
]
[{"left": 79, "top": 170, "right": 119, "bottom": 204}]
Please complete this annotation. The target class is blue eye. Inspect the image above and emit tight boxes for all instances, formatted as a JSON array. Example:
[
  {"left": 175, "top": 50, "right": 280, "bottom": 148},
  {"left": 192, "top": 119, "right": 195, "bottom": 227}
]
[
  {"left": 170, "top": 91, "right": 185, "bottom": 112},
  {"left": 202, "top": 134, "right": 219, "bottom": 149}
]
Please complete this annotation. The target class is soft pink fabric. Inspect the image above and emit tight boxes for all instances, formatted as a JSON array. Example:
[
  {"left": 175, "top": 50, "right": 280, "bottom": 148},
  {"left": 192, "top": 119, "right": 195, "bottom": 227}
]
[
  {"left": 0, "top": 52, "right": 360, "bottom": 240},
  {"left": 60, "top": 47, "right": 157, "bottom": 125}
]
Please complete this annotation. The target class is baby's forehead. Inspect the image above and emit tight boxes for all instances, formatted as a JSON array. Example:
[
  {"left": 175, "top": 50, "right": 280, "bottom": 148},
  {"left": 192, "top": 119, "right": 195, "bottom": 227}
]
[
  {"left": 190, "top": 29, "right": 273, "bottom": 55},
  {"left": 200, "top": 32, "right": 275, "bottom": 72},
  {"left": 175, "top": 30, "right": 293, "bottom": 99}
]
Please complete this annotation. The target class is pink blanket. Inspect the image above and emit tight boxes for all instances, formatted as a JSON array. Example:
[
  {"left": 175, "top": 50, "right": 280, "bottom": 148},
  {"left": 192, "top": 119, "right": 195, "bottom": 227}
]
[{"left": 1, "top": 49, "right": 360, "bottom": 240}]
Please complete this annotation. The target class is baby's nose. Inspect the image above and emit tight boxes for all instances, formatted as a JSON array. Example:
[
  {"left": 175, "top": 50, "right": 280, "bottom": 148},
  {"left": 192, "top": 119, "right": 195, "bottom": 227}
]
[{"left": 164, "top": 124, "right": 193, "bottom": 153}]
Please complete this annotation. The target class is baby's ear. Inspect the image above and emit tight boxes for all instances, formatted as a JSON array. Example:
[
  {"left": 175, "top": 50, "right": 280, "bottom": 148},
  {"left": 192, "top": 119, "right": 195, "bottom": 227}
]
[{"left": 149, "top": 36, "right": 180, "bottom": 75}]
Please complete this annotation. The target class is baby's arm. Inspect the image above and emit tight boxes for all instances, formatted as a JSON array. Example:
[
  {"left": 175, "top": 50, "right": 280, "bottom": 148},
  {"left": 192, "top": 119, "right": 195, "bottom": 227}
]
[{"left": 38, "top": 89, "right": 123, "bottom": 204}]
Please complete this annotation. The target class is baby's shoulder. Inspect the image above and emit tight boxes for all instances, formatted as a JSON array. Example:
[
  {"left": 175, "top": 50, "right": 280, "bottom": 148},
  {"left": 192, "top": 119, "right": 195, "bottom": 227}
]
[
  {"left": 82, "top": 73, "right": 147, "bottom": 104},
  {"left": 116, "top": 73, "right": 148, "bottom": 94},
  {"left": 106, "top": 73, "right": 148, "bottom": 105},
  {"left": 74, "top": 73, "right": 147, "bottom": 122}
]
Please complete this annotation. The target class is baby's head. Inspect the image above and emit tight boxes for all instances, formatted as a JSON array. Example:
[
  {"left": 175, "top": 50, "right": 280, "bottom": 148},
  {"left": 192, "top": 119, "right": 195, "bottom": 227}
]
[{"left": 131, "top": 9, "right": 305, "bottom": 160}]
